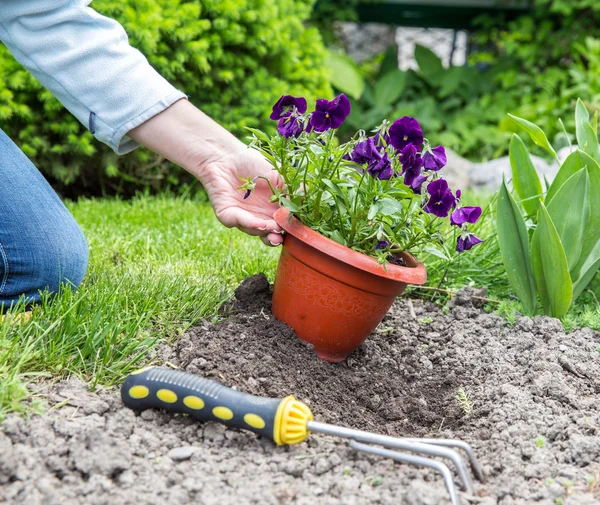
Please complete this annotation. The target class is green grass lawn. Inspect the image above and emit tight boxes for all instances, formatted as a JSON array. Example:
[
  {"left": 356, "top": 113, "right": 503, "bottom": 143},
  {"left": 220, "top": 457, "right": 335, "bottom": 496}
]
[
  {"left": 0, "top": 195, "right": 279, "bottom": 420},
  {"left": 2, "top": 193, "right": 599, "bottom": 420}
]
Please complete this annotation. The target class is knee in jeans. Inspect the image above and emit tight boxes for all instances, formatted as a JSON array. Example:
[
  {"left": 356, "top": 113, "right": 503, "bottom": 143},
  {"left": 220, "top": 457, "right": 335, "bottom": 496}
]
[{"left": 39, "top": 218, "right": 89, "bottom": 294}]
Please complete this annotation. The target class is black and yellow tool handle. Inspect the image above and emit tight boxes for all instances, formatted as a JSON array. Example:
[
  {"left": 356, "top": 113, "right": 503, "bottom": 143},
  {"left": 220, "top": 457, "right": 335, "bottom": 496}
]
[{"left": 121, "top": 367, "right": 313, "bottom": 446}]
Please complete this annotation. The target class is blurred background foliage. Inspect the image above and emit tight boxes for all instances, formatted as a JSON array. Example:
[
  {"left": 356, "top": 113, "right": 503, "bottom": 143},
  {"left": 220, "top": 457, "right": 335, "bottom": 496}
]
[
  {"left": 0, "top": 0, "right": 330, "bottom": 196},
  {"left": 1, "top": 0, "right": 600, "bottom": 195}
]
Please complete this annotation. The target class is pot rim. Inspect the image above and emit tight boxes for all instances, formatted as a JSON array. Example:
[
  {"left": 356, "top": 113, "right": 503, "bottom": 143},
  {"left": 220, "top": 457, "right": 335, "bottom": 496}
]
[{"left": 274, "top": 207, "right": 427, "bottom": 284}]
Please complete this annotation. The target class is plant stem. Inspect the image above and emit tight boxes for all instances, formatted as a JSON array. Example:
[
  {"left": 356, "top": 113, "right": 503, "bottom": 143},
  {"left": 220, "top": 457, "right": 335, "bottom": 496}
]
[{"left": 348, "top": 169, "right": 369, "bottom": 245}]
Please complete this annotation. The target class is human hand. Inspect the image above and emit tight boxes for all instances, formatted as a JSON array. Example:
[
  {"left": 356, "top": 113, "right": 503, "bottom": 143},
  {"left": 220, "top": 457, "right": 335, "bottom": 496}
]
[
  {"left": 127, "top": 100, "right": 283, "bottom": 246},
  {"left": 197, "top": 147, "right": 283, "bottom": 246}
]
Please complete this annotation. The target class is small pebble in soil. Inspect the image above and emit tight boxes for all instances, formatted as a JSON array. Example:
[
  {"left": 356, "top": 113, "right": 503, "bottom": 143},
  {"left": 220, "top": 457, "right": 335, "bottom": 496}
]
[{"left": 168, "top": 447, "right": 195, "bottom": 461}]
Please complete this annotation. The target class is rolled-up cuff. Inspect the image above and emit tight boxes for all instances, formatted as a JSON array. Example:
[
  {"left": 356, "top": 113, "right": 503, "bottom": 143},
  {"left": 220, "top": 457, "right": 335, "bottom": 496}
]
[{"left": 100, "top": 90, "right": 187, "bottom": 154}]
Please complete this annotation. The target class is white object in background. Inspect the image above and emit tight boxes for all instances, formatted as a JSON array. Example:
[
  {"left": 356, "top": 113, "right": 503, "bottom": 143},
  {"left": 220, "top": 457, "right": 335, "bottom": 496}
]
[{"left": 396, "top": 27, "right": 468, "bottom": 70}]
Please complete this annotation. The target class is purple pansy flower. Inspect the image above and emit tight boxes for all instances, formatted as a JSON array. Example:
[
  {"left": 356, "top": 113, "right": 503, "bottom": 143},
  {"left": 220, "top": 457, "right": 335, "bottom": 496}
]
[
  {"left": 308, "top": 94, "right": 351, "bottom": 132},
  {"left": 450, "top": 206, "right": 482, "bottom": 226},
  {"left": 422, "top": 146, "right": 447, "bottom": 171},
  {"left": 424, "top": 178, "right": 456, "bottom": 217},
  {"left": 409, "top": 174, "right": 428, "bottom": 194},
  {"left": 389, "top": 116, "right": 424, "bottom": 151},
  {"left": 277, "top": 115, "right": 304, "bottom": 138},
  {"left": 373, "top": 131, "right": 390, "bottom": 147},
  {"left": 270, "top": 95, "right": 307, "bottom": 120},
  {"left": 456, "top": 189, "right": 462, "bottom": 200},
  {"left": 375, "top": 240, "right": 389, "bottom": 250},
  {"left": 456, "top": 233, "right": 483, "bottom": 252},
  {"left": 349, "top": 137, "right": 377, "bottom": 164},
  {"left": 400, "top": 144, "right": 422, "bottom": 180},
  {"left": 368, "top": 150, "right": 393, "bottom": 180}
]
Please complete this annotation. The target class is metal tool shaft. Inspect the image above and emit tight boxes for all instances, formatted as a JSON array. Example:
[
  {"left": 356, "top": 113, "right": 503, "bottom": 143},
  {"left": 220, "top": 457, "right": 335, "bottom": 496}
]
[{"left": 308, "top": 420, "right": 483, "bottom": 505}]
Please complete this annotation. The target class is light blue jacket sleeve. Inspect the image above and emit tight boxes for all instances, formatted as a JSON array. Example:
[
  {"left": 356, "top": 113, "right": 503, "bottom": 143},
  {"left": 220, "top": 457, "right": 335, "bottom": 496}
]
[{"left": 0, "top": 0, "right": 186, "bottom": 154}]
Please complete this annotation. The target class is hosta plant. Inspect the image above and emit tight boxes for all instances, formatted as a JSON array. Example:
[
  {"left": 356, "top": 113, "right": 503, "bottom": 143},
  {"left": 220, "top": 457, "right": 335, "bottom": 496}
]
[
  {"left": 241, "top": 93, "right": 482, "bottom": 263},
  {"left": 497, "top": 99, "right": 600, "bottom": 318}
]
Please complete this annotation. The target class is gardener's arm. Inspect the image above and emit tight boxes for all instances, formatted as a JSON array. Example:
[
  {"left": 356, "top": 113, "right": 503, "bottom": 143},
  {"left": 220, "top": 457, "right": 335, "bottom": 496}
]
[{"left": 0, "top": 0, "right": 281, "bottom": 245}]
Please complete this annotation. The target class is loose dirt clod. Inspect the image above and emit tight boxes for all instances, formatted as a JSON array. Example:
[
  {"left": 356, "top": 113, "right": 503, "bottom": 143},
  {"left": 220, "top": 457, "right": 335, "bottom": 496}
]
[{"left": 1, "top": 275, "right": 599, "bottom": 504}]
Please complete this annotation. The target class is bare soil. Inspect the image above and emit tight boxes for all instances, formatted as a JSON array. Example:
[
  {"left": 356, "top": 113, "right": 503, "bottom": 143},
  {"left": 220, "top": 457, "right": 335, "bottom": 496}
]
[{"left": 1, "top": 274, "right": 599, "bottom": 505}]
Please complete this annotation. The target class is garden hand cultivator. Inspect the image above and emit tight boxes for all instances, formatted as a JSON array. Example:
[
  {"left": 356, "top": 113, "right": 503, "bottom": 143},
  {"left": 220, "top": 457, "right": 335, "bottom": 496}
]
[{"left": 122, "top": 368, "right": 483, "bottom": 504}]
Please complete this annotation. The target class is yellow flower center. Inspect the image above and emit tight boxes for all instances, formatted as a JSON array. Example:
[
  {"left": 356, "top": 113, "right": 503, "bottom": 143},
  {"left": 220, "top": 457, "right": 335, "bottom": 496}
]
[
  {"left": 325, "top": 113, "right": 330, "bottom": 118},
  {"left": 403, "top": 135, "right": 408, "bottom": 141}
]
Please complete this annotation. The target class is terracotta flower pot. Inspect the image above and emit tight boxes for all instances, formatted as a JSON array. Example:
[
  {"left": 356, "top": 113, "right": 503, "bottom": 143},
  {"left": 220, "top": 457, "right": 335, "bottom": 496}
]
[{"left": 272, "top": 207, "right": 427, "bottom": 362}]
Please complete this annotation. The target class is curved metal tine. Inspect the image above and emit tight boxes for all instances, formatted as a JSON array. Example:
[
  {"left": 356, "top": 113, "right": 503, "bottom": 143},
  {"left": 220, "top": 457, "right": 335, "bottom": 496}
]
[
  {"left": 307, "top": 421, "right": 473, "bottom": 494},
  {"left": 350, "top": 440, "right": 460, "bottom": 505},
  {"left": 402, "top": 438, "right": 484, "bottom": 482}
]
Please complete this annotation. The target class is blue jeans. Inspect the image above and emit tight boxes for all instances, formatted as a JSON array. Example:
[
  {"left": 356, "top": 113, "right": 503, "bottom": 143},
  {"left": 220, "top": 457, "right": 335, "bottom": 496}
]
[{"left": 0, "top": 129, "right": 88, "bottom": 309}]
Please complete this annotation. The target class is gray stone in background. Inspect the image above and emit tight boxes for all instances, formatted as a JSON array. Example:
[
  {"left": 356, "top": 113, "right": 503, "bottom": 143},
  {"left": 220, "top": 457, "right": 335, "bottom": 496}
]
[{"left": 443, "top": 148, "right": 561, "bottom": 192}]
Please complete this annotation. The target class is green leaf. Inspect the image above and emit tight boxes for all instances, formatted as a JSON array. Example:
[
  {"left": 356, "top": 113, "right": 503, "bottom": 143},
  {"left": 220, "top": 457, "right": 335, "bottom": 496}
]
[
  {"left": 509, "top": 134, "right": 543, "bottom": 216},
  {"left": 573, "top": 257, "right": 600, "bottom": 301},
  {"left": 545, "top": 149, "right": 590, "bottom": 205},
  {"left": 325, "top": 51, "right": 365, "bottom": 100},
  {"left": 377, "top": 44, "right": 399, "bottom": 79},
  {"left": 244, "top": 127, "right": 270, "bottom": 143},
  {"left": 575, "top": 98, "right": 590, "bottom": 151},
  {"left": 545, "top": 168, "right": 589, "bottom": 273},
  {"left": 368, "top": 203, "right": 378, "bottom": 220},
  {"left": 376, "top": 198, "right": 403, "bottom": 216},
  {"left": 373, "top": 70, "right": 407, "bottom": 108},
  {"left": 280, "top": 198, "right": 300, "bottom": 213},
  {"left": 530, "top": 202, "right": 573, "bottom": 318},
  {"left": 423, "top": 245, "right": 451, "bottom": 261},
  {"left": 439, "top": 66, "right": 464, "bottom": 98},
  {"left": 508, "top": 113, "right": 558, "bottom": 161},
  {"left": 414, "top": 45, "right": 444, "bottom": 84},
  {"left": 330, "top": 230, "right": 346, "bottom": 245},
  {"left": 571, "top": 153, "right": 600, "bottom": 281},
  {"left": 496, "top": 179, "right": 537, "bottom": 315},
  {"left": 581, "top": 123, "right": 600, "bottom": 163},
  {"left": 322, "top": 179, "right": 347, "bottom": 201}
]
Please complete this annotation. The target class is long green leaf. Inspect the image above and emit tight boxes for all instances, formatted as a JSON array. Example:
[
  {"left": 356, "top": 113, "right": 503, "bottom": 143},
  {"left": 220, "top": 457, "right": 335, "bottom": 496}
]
[
  {"left": 509, "top": 134, "right": 543, "bottom": 216},
  {"left": 496, "top": 179, "right": 537, "bottom": 315},
  {"left": 545, "top": 149, "right": 589, "bottom": 205},
  {"left": 573, "top": 257, "right": 600, "bottom": 301},
  {"left": 581, "top": 123, "right": 600, "bottom": 163},
  {"left": 574, "top": 99, "right": 600, "bottom": 163},
  {"left": 508, "top": 113, "right": 558, "bottom": 161},
  {"left": 545, "top": 168, "right": 589, "bottom": 273},
  {"left": 374, "top": 69, "right": 407, "bottom": 108},
  {"left": 572, "top": 154, "right": 600, "bottom": 280},
  {"left": 575, "top": 98, "right": 590, "bottom": 151},
  {"left": 530, "top": 203, "right": 573, "bottom": 318},
  {"left": 325, "top": 52, "right": 365, "bottom": 100}
]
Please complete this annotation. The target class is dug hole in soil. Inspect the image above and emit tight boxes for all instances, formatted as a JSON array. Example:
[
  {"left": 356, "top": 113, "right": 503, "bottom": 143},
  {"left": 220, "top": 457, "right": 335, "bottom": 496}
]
[{"left": 1, "top": 275, "right": 599, "bottom": 505}]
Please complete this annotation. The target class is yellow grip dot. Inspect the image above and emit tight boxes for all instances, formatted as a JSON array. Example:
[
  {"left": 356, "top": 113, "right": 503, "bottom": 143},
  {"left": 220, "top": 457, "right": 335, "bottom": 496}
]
[
  {"left": 156, "top": 389, "right": 178, "bottom": 403},
  {"left": 213, "top": 406, "right": 234, "bottom": 420},
  {"left": 183, "top": 395, "right": 205, "bottom": 410},
  {"left": 244, "top": 413, "right": 266, "bottom": 430},
  {"left": 128, "top": 385, "right": 149, "bottom": 399}
]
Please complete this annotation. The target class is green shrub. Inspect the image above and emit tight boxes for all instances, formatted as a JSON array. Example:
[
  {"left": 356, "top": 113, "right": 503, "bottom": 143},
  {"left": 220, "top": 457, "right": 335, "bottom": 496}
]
[
  {"left": 0, "top": 0, "right": 331, "bottom": 195},
  {"left": 471, "top": 0, "right": 600, "bottom": 151},
  {"left": 331, "top": 44, "right": 510, "bottom": 161}
]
